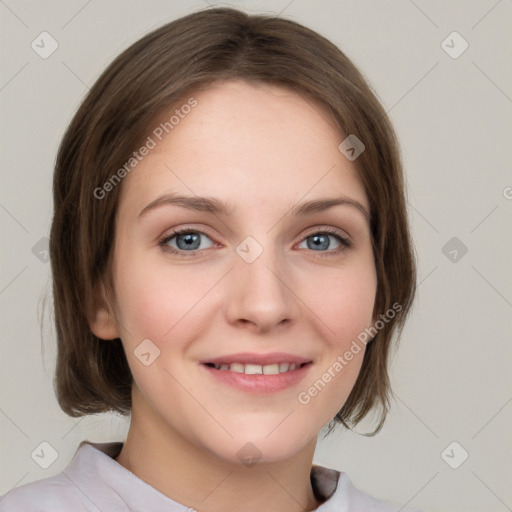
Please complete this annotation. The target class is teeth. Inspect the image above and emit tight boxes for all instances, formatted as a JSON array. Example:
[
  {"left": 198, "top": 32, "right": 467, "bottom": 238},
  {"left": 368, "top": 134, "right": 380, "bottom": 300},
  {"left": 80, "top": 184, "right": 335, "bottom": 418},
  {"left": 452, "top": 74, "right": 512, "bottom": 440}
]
[
  {"left": 229, "top": 363, "right": 245, "bottom": 373},
  {"left": 245, "top": 364, "right": 263, "bottom": 375},
  {"left": 211, "top": 362, "right": 304, "bottom": 374},
  {"left": 262, "top": 364, "right": 279, "bottom": 375}
]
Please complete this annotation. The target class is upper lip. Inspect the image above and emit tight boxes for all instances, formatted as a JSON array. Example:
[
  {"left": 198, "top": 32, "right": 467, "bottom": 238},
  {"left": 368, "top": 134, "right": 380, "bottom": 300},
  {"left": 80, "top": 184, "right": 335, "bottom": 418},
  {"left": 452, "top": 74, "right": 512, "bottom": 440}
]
[{"left": 200, "top": 352, "right": 312, "bottom": 366}]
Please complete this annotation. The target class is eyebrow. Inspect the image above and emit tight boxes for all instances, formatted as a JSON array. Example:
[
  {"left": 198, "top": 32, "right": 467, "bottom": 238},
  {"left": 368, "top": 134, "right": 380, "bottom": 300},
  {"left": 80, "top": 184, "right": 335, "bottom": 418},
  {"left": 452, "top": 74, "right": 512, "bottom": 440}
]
[{"left": 138, "top": 193, "right": 370, "bottom": 223}]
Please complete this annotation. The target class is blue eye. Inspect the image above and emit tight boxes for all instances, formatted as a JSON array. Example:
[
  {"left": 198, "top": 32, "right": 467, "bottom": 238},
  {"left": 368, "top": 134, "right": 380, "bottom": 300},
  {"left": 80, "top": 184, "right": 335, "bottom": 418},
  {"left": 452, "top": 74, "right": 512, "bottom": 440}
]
[
  {"left": 159, "top": 227, "right": 351, "bottom": 257},
  {"left": 159, "top": 229, "right": 214, "bottom": 253},
  {"left": 297, "top": 230, "right": 351, "bottom": 252}
]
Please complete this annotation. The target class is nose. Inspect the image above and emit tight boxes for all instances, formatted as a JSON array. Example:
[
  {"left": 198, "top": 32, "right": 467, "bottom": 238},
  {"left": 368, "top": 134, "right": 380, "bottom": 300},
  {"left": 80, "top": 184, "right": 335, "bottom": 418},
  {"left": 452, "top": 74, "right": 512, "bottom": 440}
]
[{"left": 224, "top": 241, "right": 299, "bottom": 333}]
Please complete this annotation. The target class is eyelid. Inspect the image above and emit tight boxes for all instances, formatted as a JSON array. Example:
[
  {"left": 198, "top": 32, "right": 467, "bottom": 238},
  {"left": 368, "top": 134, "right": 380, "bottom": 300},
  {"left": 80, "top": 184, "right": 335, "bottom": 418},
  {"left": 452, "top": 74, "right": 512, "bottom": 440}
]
[
  {"left": 158, "top": 224, "right": 352, "bottom": 256},
  {"left": 295, "top": 226, "right": 353, "bottom": 253},
  {"left": 300, "top": 225, "right": 352, "bottom": 243},
  {"left": 158, "top": 227, "right": 216, "bottom": 253}
]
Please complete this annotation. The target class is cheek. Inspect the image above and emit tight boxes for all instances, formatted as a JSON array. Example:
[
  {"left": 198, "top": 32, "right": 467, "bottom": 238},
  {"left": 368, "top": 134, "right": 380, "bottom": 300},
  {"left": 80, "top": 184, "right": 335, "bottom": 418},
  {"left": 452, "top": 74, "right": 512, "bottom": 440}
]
[
  {"left": 296, "top": 270, "right": 374, "bottom": 423},
  {"left": 112, "top": 251, "right": 217, "bottom": 346},
  {"left": 306, "top": 260, "right": 377, "bottom": 341}
]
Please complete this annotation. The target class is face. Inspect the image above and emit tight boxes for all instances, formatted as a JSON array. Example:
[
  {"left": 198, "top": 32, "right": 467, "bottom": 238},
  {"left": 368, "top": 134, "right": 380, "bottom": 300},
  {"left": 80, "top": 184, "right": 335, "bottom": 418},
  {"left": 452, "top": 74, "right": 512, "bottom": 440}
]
[{"left": 94, "top": 79, "right": 377, "bottom": 465}]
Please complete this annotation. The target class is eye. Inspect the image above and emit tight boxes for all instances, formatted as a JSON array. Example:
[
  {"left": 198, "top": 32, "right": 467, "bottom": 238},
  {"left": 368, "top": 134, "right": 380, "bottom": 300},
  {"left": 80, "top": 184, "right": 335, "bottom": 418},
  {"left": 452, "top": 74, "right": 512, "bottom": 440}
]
[
  {"left": 159, "top": 229, "right": 215, "bottom": 254},
  {"left": 158, "top": 227, "right": 352, "bottom": 257},
  {"left": 297, "top": 228, "right": 351, "bottom": 253}
]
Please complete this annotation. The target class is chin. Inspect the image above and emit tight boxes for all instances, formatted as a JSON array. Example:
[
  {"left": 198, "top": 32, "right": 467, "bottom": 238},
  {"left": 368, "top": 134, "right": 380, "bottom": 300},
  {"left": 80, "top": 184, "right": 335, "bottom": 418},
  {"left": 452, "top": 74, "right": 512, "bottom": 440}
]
[{"left": 197, "top": 425, "right": 315, "bottom": 467}]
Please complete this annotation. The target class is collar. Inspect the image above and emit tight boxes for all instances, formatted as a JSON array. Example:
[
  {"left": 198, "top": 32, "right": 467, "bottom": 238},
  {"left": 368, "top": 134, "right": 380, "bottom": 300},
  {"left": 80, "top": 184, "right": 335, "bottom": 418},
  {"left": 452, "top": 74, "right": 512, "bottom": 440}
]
[{"left": 71, "top": 441, "right": 341, "bottom": 510}]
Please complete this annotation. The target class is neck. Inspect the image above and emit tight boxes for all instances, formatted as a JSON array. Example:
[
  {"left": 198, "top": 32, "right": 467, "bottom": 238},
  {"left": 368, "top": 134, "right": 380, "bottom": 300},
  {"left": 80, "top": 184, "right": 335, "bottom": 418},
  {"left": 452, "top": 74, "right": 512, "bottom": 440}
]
[{"left": 115, "top": 387, "right": 321, "bottom": 512}]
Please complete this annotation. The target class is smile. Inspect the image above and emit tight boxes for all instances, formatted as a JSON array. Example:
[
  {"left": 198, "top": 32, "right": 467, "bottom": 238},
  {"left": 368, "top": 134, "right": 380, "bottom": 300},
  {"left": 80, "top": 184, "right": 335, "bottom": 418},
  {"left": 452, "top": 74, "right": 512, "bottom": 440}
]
[{"left": 200, "top": 353, "right": 313, "bottom": 393}]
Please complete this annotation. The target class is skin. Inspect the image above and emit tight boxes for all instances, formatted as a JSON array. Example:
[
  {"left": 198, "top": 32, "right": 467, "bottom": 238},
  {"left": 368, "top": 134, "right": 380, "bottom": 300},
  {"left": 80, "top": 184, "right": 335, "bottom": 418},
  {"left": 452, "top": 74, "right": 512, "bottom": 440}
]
[{"left": 90, "top": 79, "right": 377, "bottom": 512}]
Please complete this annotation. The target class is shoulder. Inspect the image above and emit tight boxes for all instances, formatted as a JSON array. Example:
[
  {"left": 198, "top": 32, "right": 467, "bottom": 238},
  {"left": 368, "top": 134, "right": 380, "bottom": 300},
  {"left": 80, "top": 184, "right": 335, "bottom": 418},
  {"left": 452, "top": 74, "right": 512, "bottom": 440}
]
[
  {"left": 0, "top": 473, "right": 90, "bottom": 512},
  {"left": 0, "top": 441, "right": 124, "bottom": 512},
  {"left": 336, "top": 471, "right": 425, "bottom": 512},
  {"left": 312, "top": 464, "right": 425, "bottom": 512}
]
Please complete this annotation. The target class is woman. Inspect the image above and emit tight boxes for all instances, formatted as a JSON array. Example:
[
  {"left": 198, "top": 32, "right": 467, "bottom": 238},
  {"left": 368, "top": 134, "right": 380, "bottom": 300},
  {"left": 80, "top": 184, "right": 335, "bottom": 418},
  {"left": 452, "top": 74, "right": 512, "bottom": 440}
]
[{"left": 1, "top": 7, "right": 419, "bottom": 511}]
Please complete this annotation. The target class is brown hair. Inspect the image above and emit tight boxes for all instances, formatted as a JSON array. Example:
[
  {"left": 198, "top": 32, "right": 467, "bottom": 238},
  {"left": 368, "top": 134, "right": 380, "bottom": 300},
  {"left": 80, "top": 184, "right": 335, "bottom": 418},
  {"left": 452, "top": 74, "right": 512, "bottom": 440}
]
[{"left": 49, "top": 6, "right": 416, "bottom": 434}]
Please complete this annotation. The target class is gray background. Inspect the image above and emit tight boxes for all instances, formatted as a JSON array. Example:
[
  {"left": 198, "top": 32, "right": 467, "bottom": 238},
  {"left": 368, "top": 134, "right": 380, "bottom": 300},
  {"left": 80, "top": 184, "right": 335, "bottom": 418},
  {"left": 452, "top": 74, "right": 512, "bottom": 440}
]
[{"left": 1, "top": 1, "right": 511, "bottom": 511}]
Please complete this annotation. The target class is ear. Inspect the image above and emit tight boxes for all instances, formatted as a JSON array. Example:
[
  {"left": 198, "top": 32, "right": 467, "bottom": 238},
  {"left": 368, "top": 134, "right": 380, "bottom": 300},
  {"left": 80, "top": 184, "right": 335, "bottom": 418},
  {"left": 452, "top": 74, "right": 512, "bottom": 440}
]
[{"left": 88, "top": 282, "right": 120, "bottom": 340}]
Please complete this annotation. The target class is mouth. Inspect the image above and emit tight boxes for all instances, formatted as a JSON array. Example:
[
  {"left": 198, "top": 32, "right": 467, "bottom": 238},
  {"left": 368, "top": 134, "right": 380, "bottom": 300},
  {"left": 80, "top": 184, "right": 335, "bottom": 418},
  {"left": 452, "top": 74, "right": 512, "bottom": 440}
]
[{"left": 199, "top": 352, "right": 313, "bottom": 393}]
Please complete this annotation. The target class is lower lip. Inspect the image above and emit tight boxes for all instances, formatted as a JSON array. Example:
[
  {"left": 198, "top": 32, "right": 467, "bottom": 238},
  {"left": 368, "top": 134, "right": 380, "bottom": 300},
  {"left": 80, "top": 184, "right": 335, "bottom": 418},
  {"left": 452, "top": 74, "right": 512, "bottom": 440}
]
[{"left": 201, "top": 363, "right": 313, "bottom": 393}]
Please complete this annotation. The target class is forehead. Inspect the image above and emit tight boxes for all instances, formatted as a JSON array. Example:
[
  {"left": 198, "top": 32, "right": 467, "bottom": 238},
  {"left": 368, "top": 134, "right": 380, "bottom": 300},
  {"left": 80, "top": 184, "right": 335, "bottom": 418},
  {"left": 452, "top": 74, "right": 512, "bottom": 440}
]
[{"left": 117, "top": 79, "right": 369, "bottom": 218}]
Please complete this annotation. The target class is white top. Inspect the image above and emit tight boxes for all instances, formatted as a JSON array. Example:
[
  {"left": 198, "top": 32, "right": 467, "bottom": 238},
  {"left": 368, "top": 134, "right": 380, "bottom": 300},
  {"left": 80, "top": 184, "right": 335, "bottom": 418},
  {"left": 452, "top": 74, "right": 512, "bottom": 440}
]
[{"left": 0, "top": 441, "right": 424, "bottom": 511}]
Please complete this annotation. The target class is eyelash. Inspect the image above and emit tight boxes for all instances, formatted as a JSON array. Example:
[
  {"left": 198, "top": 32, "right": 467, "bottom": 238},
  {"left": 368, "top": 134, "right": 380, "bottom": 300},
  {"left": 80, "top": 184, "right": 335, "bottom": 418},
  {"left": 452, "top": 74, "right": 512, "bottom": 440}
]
[{"left": 158, "top": 227, "right": 352, "bottom": 257}]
